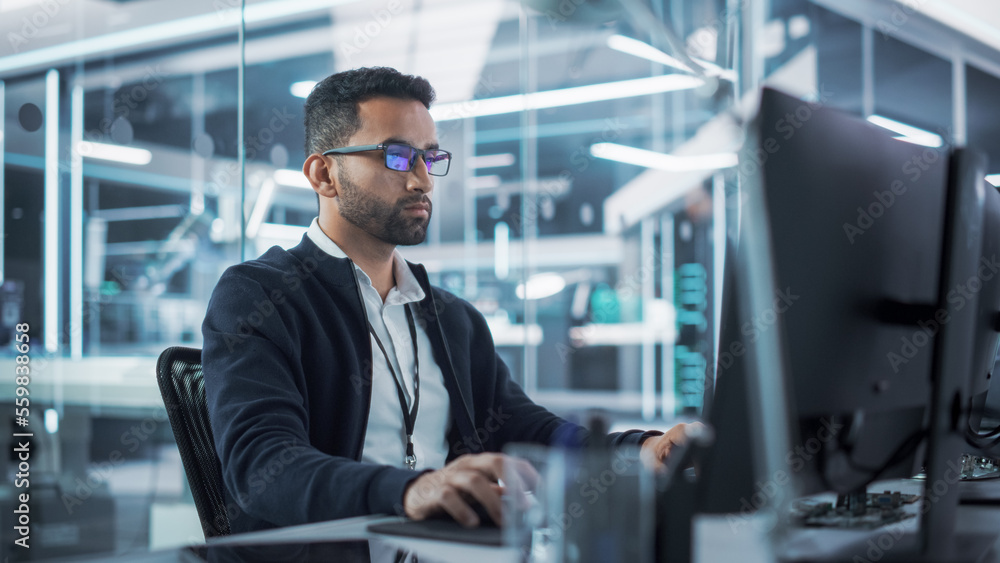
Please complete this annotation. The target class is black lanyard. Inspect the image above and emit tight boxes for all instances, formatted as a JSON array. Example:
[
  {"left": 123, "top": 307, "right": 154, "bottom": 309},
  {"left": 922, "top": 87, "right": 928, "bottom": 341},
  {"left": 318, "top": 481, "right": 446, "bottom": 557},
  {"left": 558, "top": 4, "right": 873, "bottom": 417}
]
[{"left": 368, "top": 304, "right": 420, "bottom": 470}]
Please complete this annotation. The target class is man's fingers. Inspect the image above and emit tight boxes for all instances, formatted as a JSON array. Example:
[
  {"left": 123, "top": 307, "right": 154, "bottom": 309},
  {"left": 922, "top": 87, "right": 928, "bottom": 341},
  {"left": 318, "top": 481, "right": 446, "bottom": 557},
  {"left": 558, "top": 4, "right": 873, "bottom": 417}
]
[
  {"left": 441, "top": 472, "right": 503, "bottom": 527},
  {"left": 462, "top": 452, "right": 542, "bottom": 493},
  {"left": 457, "top": 476, "right": 504, "bottom": 526},
  {"left": 405, "top": 453, "right": 549, "bottom": 527},
  {"left": 406, "top": 456, "right": 508, "bottom": 527},
  {"left": 640, "top": 422, "right": 709, "bottom": 473},
  {"left": 454, "top": 452, "right": 507, "bottom": 481},
  {"left": 438, "top": 486, "right": 480, "bottom": 527}
]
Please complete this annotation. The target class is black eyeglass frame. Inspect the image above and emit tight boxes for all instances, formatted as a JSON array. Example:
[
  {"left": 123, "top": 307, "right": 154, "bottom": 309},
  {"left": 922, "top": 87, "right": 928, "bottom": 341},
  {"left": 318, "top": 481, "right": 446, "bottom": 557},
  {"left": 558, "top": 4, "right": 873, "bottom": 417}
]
[{"left": 322, "top": 143, "right": 452, "bottom": 176}]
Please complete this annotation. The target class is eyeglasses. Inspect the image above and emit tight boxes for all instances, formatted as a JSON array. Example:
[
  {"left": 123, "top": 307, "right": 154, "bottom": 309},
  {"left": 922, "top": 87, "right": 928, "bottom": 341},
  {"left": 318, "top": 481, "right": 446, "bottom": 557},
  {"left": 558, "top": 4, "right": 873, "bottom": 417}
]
[{"left": 323, "top": 143, "right": 452, "bottom": 176}]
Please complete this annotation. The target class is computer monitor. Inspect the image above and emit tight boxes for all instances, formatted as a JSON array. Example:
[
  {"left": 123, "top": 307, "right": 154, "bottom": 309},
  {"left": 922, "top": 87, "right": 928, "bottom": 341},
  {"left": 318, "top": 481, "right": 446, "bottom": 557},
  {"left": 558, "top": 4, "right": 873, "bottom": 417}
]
[
  {"left": 677, "top": 87, "right": 996, "bottom": 561},
  {"left": 764, "top": 96, "right": 949, "bottom": 499},
  {"left": 967, "top": 181, "right": 1000, "bottom": 437},
  {"left": 704, "top": 87, "right": 953, "bottom": 498}
]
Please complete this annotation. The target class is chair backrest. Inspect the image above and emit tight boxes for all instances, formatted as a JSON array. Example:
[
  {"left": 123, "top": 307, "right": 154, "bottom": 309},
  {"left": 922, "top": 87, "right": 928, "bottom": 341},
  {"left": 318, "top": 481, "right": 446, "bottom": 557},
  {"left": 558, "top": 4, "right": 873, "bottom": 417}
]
[{"left": 155, "top": 346, "right": 231, "bottom": 538}]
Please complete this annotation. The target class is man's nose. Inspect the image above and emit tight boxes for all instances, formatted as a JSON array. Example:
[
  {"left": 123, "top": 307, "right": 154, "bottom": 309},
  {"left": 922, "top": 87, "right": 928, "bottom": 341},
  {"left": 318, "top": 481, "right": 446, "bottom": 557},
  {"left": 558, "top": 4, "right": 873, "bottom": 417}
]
[{"left": 407, "top": 157, "right": 434, "bottom": 193}]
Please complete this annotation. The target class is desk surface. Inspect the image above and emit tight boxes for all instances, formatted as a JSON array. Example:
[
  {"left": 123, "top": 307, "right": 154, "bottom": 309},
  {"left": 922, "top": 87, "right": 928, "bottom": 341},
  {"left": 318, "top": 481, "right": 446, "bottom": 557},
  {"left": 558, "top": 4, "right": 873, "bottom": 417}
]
[
  {"left": 51, "top": 515, "right": 521, "bottom": 563},
  {"left": 52, "top": 479, "right": 1000, "bottom": 563}
]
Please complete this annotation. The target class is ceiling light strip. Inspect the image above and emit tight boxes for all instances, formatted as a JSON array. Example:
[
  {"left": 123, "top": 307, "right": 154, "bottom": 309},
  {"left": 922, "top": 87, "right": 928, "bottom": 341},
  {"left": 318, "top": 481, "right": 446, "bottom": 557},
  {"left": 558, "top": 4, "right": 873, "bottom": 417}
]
[
  {"left": 591, "top": 142, "right": 737, "bottom": 171},
  {"left": 866, "top": 115, "right": 944, "bottom": 148},
  {"left": 467, "top": 153, "right": 516, "bottom": 169},
  {"left": 257, "top": 222, "right": 308, "bottom": 241},
  {"left": 246, "top": 179, "right": 276, "bottom": 239},
  {"left": 274, "top": 169, "right": 312, "bottom": 189},
  {"left": 77, "top": 141, "right": 152, "bottom": 165},
  {"left": 0, "top": 0, "right": 362, "bottom": 75},
  {"left": 606, "top": 34, "right": 693, "bottom": 73},
  {"left": 430, "top": 74, "right": 704, "bottom": 121}
]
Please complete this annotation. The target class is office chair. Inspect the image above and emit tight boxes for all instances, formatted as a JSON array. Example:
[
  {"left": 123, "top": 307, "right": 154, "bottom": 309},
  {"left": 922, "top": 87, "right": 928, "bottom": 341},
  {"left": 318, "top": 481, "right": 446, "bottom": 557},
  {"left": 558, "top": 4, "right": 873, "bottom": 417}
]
[{"left": 155, "top": 346, "right": 231, "bottom": 538}]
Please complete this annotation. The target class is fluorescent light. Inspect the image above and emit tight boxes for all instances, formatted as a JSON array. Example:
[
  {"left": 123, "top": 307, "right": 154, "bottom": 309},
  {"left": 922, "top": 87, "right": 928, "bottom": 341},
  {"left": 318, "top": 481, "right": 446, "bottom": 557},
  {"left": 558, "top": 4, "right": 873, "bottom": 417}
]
[
  {"left": 430, "top": 74, "right": 704, "bottom": 121},
  {"left": 45, "top": 69, "right": 59, "bottom": 353},
  {"left": 866, "top": 115, "right": 944, "bottom": 148},
  {"left": 45, "top": 409, "right": 59, "bottom": 434},
  {"left": 274, "top": 168, "right": 312, "bottom": 189},
  {"left": 693, "top": 57, "right": 737, "bottom": 81},
  {"left": 76, "top": 141, "right": 152, "bottom": 165},
  {"left": 472, "top": 175, "right": 502, "bottom": 189},
  {"left": 257, "top": 222, "right": 308, "bottom": 241},
  {"left": 0, "top": 0, "right": 364, "bottom": 74},
  {"left": 607, "top": 34, "right": 693, "bottom": 73},
  {"left": 290, "top": 81, "right": 317, "bottom": 99},
  {"left": 788, "top": 14, "right": 811, "bottom": 40},
  {"left": 494, "top": 222, "right": 509, "bottom": 280},
  {"left": 246, "top": 179, "right": 276, "bottom": 239},
  {"left": 516, "top": 272, "right": 567, "bottom": 300},
  {"left": 485, "top": 317, "right": 544, "bottom": 346},
  {"left": 467, "top": 153, "right": 515, "bottom": 169},
  {"left": 591, "top": 142, "right": 737, "bottom": 171},
  {"left": 987, "top": 174, "right": 1000, "bottom": 188},
  {"left": 606, "top": 35, "right": 736, "bottom": 81}
]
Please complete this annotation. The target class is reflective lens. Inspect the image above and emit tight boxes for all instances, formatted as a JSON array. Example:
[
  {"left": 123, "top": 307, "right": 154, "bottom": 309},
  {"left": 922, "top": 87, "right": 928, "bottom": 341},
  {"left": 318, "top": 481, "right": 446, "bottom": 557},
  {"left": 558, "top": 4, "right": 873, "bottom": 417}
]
[
  {"left": 384, "top": 144, "right": 451, "bottom": 176},
  {"left": 385, "top": 144, "right": 416, "bottom": 172},
  {"left": 424, "top": 150, "right": 451, "bottom": 176}
]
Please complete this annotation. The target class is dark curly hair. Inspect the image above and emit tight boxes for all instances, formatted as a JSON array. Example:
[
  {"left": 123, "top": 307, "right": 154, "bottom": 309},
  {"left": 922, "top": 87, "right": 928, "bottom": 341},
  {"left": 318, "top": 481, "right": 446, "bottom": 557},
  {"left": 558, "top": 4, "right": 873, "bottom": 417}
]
[{"left": 303, "top": 67, "right": 436, "bottom": 156}]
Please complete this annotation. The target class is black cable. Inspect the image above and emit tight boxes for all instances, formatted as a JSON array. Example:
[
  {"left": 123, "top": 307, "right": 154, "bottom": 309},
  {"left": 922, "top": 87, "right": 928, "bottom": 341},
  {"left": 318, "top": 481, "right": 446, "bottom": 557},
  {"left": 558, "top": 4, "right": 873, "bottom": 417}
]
[
  {"left": 969, "top": 422, "right": 1000, "bottom": 439},
  {"left": 820, "top": 427, "right": 928, "bottom": 492},
  {"left": 966, "top": 427, "right": 1000, "bottom": 450},
  {"left": 965, "top": 420, "right": 1000, "bottom": 444},
  {"left": 844, "top": 428, "right": 928, "bottom": 475},
  {"left": 966, "top": 403, "right": 1000, "bottom": 439},
  {"left": 964, "top": 399, "right": 1000, "bottom": 449}
]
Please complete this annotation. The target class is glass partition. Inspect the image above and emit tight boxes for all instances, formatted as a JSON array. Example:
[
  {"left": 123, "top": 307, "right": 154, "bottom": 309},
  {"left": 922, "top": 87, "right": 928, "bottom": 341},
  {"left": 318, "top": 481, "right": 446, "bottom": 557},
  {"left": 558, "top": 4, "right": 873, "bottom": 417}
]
[{"left": 0, "top": 0, "right": 245, "bottom": 557}]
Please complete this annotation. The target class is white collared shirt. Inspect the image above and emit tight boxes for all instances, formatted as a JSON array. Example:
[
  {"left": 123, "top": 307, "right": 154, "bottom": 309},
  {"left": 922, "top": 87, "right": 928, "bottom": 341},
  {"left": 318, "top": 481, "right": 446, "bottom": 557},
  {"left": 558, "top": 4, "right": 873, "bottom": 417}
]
[{"left": 307, "top": 218, "right": 450, "bottom": 471}]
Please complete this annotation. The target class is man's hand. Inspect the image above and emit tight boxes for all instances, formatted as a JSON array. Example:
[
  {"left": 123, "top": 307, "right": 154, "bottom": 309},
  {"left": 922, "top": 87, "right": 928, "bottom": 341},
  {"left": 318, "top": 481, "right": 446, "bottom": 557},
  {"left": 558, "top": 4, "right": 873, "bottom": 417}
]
[
  {"left": 640, "top": 422, "right": 707, "bottom": 472},
  {"left": 403, "top": 453, "right": 509, "bottom": 528}
]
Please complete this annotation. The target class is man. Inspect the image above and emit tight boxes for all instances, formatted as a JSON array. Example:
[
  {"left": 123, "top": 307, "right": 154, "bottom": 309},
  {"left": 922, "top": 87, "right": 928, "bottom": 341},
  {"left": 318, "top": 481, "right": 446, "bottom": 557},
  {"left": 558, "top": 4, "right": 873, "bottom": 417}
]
[{"left": 202, "top": 66, "right": 692, "bottom": 534}]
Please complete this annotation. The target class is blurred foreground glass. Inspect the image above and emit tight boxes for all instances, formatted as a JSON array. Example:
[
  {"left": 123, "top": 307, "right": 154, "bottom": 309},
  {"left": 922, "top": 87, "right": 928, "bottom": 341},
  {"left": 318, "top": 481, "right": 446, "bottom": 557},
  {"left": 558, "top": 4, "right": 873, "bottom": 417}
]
[{"left": 502, "top": 443, "right": 654, "bottom": 563}]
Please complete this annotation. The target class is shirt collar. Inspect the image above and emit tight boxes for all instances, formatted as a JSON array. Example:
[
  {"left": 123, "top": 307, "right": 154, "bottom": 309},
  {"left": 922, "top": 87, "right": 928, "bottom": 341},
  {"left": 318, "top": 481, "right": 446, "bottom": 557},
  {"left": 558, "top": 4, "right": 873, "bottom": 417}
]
[{"left": 306, "top": 217, "right": 426, "bottom": 304}]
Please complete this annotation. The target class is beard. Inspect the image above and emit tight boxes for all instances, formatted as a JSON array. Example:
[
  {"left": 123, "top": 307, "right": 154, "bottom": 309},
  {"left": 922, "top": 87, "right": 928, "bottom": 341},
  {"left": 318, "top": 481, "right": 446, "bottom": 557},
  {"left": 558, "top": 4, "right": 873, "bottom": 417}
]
[{"left": 336, "top": 167, "right": 431, "bottom": 246}]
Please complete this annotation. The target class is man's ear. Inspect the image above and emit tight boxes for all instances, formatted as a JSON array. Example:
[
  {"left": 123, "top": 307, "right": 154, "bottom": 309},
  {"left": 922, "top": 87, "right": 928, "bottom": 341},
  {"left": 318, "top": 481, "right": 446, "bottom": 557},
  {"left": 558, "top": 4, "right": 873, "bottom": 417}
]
[{"left": 303, "top": 153, "right": 339, "bottom": 199}]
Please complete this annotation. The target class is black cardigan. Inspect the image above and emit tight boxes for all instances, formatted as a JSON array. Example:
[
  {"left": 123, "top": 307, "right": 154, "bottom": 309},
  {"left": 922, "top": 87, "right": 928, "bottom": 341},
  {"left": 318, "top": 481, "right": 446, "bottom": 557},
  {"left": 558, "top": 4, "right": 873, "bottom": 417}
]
[{"left": 202, "top": 235, "right": 655, "bottom": 533}]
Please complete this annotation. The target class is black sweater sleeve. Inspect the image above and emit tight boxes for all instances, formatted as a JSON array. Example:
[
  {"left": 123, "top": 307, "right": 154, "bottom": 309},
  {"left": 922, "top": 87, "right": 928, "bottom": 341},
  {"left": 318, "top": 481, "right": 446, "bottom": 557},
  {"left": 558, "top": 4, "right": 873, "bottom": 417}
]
[{"left": 202, "top": 269, "right": 419, "bottom": 529}]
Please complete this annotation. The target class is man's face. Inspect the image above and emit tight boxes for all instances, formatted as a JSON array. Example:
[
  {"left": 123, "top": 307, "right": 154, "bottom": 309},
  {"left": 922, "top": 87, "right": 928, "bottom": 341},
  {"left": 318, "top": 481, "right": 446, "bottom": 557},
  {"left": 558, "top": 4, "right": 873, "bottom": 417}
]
[{"left": 333, "top": 97, "right": 437, "bottom": 246}]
